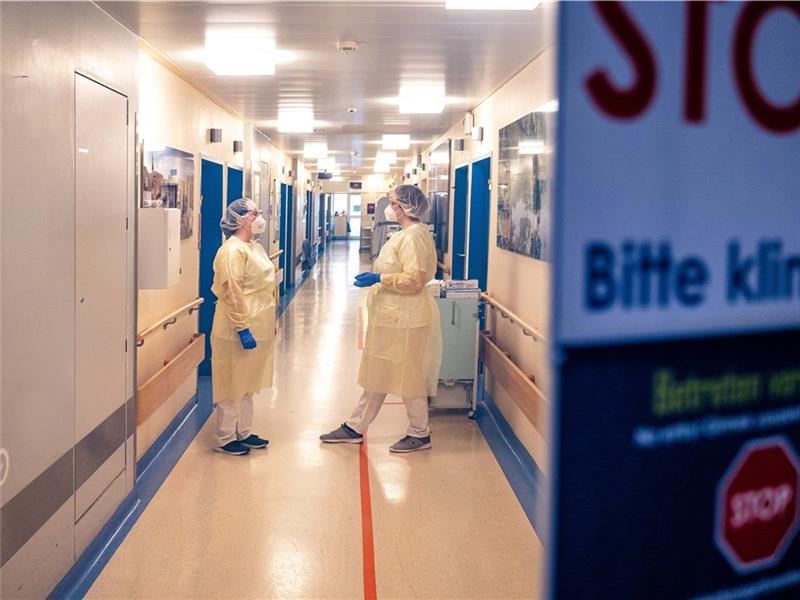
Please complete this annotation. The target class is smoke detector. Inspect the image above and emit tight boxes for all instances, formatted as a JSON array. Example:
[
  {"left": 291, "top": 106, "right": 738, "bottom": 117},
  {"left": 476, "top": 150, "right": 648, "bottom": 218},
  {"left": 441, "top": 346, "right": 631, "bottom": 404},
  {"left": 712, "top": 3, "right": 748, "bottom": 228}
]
[
  {"left": 337, "top": 40, "right": 359, "bottom": 55},
  {"left": 347, "top": 106, "right": 357, "bottom": 113},
  {"left": 350, "top": 150, "right": 358, "bottom": 157}
]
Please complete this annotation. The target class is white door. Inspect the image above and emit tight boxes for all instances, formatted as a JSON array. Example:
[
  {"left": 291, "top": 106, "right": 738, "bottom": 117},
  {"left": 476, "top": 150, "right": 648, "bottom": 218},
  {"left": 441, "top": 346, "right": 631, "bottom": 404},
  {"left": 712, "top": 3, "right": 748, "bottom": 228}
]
[{"left": 74, "top": 74, "right": 128, "bottom": 474}]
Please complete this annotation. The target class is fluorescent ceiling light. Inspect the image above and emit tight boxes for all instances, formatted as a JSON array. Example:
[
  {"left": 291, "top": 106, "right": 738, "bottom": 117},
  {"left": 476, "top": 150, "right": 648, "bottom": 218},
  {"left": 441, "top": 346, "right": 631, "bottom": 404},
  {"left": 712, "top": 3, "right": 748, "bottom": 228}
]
[
  {"left": 518, "top": 140, "right": 545, "bottom": 155},
  {"left": 278, "top": 109, "right": 314, "bottom": 133},
  {"left": 317, "top": 157, "right": 336, "bottom": 171},
  {"left": 304, "top": 142, "right": 328, "bottom": 159},
  {"left": 205, "top": 32, "right": 276, "bottom": 76},
  {"left": 446, "top": 0, "right": 540, "bottom": 9},
  {"left": 376, "top": 150, "right": 397, "bottom": 164},
  {"left": 373, "top": 162, "right": 390, "bottom": 173},
  {"left": 382, "top": 134, "right": 410, "bottom": 150},
  {"left": 331, "top": 176, "right": 344, "bottom": 182},
  {"left": 399, "top": 84, "right": 445, "bottom": 114},
  {"left": 536, "top": 99, "right": 559, "bottom": 113}
]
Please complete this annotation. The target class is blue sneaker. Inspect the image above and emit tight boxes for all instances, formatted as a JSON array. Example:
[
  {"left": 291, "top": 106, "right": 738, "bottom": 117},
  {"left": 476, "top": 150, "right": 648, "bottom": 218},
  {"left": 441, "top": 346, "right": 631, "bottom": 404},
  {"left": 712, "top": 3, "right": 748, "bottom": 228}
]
[
  {"left": 239, "top": 434, "right": 269, "bottom": 449},
  {"left": 214, "top": 440, "right": 250, "bottom": 455}
]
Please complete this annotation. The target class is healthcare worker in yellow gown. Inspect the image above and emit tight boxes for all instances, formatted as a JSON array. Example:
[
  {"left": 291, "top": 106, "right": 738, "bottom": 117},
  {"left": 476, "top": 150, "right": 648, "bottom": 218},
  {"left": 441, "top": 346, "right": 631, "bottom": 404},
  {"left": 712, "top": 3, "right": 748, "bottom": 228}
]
[
  {"left": 211, "top": 198, "right": 276, "bottom": 456},
  {"left": 321, "top": 185, "right": 442, "bottom": 453}
]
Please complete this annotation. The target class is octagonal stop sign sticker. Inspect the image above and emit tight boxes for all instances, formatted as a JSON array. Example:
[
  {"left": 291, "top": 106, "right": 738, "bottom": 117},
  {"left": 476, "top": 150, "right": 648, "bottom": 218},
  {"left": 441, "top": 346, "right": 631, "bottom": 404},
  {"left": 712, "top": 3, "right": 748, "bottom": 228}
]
[{"left": 716, "top": 437, "right": 800, "bottom": 573}]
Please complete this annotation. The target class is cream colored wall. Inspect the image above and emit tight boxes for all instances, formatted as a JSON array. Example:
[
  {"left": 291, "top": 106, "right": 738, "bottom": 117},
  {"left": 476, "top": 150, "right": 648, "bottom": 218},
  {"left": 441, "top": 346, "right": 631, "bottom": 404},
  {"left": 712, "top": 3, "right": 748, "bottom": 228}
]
[
  {"left": 136, "top": 49, "right": 247, "bottom": 459},
  {"left": 421, "top": 45, "right": 556, "bottom": 473}
]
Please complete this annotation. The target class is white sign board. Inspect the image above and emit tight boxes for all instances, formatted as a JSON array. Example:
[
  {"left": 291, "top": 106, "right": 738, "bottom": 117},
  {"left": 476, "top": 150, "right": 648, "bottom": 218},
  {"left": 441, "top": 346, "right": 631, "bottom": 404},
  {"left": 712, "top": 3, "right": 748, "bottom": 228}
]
[{"left": 554, "top": 2, "right": 800, "bottom": 346}]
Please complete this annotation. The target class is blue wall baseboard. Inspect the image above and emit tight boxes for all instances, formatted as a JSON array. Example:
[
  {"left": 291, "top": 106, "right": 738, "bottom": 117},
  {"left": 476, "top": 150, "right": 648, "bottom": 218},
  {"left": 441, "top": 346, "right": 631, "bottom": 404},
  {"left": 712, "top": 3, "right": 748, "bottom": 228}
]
[
  {"left": 49, "top": 380, "right": 215, "bottom": 600},
  {"left": 476, "top": 384, "right": 547, "bottom": 540}
]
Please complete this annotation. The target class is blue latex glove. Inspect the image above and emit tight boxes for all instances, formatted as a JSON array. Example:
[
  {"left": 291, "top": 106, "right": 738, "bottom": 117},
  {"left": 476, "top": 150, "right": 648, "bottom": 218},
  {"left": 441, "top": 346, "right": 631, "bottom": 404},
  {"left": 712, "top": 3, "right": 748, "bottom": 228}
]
[
  {"left": 238, "top": 328, "right": 257, "bottom": 350},
  {"left": 354, "top": 272, "right": 381, "bottom": 288}
]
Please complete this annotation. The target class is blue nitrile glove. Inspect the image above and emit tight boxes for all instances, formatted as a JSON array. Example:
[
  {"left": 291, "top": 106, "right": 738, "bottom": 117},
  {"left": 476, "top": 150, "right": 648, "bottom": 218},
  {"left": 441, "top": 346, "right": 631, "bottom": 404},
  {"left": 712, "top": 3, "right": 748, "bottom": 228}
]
[
  {"left": 238, "top": 328, "right": 257, "bottom": 350},
  {"left": 354, "top": 272, "right": 381, "bottom": 288}
]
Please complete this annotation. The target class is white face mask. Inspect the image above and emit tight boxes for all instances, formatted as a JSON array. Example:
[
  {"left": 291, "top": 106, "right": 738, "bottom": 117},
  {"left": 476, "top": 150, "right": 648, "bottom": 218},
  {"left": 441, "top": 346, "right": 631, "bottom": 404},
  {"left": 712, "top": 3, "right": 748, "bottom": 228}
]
[
  {"left": 384, "top": 204, "right": 399, "bottom": 222},
  {"left": 251, "top": 215, "right": 267, "bottom": 235}
]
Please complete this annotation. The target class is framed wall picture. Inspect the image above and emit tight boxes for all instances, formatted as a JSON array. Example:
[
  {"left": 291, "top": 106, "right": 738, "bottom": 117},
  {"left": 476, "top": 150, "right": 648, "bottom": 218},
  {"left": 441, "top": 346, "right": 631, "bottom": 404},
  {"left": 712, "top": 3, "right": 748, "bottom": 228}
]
[
  {"left": 142, "top": 146, "right": 195, "bottom": 240},
  {"left": 497, "top": 110, "right": 556, "bottom": 261}
]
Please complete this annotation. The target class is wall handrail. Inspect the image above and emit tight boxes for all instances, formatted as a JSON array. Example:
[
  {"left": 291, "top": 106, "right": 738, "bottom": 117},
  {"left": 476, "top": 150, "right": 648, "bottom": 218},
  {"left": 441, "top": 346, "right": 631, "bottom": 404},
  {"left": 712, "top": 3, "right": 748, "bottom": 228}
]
[
  {"left": 437, "top": 261, "right": 451, "bottom": 275},
  {"left": 480, "top": 292, "right": 547, "bottom": 342},
  {"left": 479, "top": 331, "right": 548, "bottom": 436},
  {"left": 136, "top": 297, "right": 204, "bottom": 347},
  {"left": 269, "top": 249, "right": 284, "bottom": 260}
]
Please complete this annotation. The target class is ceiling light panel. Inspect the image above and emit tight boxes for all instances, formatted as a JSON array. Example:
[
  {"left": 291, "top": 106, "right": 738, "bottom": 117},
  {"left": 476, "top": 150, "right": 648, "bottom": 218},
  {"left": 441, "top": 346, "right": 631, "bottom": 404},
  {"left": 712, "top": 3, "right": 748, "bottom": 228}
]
[
  {"left": 278, "top": 108, "right": 314, "bottom": 133},
  {"left": 205, "top": 30, "right": 276, "bottom": 76},
  {"left": 304, "top": 141, "right": 328, "bottom": 159},
  {"left": 398, "top": 84, "right": 446, "bottom": 114},
  {"left": 382, "top": 134, "right": 410, "bottom": 150},
  {"left": 376, "top": 150, "right": 397, "bottom": 164}
]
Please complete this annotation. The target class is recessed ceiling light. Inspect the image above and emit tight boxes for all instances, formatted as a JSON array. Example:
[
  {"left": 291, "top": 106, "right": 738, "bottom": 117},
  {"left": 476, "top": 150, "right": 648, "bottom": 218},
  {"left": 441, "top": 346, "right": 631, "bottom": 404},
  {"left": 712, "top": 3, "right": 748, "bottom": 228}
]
[
  {"left": 304, "top": 141, "right": 328, "bottom": 159},
  {"left": 382, "top": 134, "right": 410, "bottom": 150},
  {"left": 205, "top": 31, "right": 276, "bottom": 76},
  {"left": 336, "top": 40, "right": 359, "bottom": 55},
  {"left": 446, "top": 0, "right": 540, "bottom": 9},
  {"left": 376, "top": 150, "right": 397, "bottom": 164},
  {"left": 278, "top": 108, "right": 314, "bottom": 133},
  {"left": 347, "top": 106, "right": 358, "bottom": 113},
  {"left": 398, "top": 84, "right": 446, "bottom": 114}
]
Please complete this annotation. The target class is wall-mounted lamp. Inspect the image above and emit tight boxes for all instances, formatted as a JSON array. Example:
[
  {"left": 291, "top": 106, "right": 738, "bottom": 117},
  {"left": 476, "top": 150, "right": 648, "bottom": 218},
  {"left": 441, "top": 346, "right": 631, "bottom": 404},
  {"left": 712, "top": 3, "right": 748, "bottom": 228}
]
[
  {"left": 471, "top": 126, "right": 484, "bottom": 142},
  {"left": 453, "top": 138, "right": 465, "bottom": 151},
  {"left": 412, "top": 168, "right": 417, "bottom": 175},
  {"left": 233, "top": 140, "right": 243, "bottom": 153},
  {"left": 463, "top": 112, "right": 474, "bottom": 135},
  {"left": 209, "top": 128, "right": 222, "bottom": 143}
]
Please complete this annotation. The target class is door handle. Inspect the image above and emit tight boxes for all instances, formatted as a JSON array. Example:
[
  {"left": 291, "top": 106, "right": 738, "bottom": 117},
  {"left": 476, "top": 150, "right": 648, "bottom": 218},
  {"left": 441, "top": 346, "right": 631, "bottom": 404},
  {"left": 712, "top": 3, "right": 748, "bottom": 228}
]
[
  {"left": 457, "top": 253, "right": 466, "bottom": 258},
  {"left": 451, "top": 302, "right": 457, "bottom": 326}
]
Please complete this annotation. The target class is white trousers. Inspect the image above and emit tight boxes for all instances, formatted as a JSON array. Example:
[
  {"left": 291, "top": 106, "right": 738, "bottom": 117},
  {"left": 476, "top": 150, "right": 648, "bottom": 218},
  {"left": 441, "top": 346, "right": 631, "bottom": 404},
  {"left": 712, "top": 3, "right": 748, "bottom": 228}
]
[
  {"left": 214, "top": 393, "right": 254, "bottom": 446},
  {"left": 346, "top": 391, "right": 430, "bottom": 438}
]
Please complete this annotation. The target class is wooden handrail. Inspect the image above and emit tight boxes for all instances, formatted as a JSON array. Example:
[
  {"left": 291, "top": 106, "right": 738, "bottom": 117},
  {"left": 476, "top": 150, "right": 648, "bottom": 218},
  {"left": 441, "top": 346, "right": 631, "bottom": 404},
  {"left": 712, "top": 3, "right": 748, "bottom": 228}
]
[
  {"left": 437, "top": 261, "right": 451, "bottom": 275},
  {"left": 136, "top": 297, "right": 204, "bottom": 346},
  {"left": 480, "top": 292, "right": 547, "bottom": 342},
  {"left": 479, "top": 331, "right": 548, "bottom": 436},
  {"left": 137, "top": 334, "right": 205, "bottom": 424},
  {"left": 269, "top": 249, "right": 284, "bottom": 260}
]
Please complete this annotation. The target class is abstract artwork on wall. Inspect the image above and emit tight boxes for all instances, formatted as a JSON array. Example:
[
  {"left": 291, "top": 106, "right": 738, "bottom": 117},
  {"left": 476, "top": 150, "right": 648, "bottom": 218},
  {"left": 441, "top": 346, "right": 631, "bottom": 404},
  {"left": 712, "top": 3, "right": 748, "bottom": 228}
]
[
  {"left": 142, "top": 146, "right": 195, "bottom": 239},
  {"left": 497, "top": 110, "right": 556, "bottom": 261}
]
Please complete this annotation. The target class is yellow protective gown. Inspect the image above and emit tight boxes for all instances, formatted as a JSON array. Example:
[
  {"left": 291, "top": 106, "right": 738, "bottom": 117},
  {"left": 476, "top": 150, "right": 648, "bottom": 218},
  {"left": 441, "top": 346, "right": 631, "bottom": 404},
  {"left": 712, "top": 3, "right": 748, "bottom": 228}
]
[
  {"left": 210, "top": 236, "right": 276, "bottom": 402},
  {"left": 358, "top": 222, "right": 442, "bottom": 398}
]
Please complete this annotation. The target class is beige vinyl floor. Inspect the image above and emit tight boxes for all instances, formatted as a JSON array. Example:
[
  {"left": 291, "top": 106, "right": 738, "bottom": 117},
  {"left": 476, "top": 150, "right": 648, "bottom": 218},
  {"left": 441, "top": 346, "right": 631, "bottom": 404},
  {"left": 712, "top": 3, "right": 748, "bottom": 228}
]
[{"left": 87, "top": 241, "right": 542, "bottom": 600}]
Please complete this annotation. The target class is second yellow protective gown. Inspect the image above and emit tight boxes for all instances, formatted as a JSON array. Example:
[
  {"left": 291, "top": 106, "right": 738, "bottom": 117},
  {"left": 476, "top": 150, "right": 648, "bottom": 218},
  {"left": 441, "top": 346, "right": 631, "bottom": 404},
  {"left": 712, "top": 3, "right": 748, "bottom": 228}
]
[{"left": 358, "top": 222, "right": 442, "bottom": 398}]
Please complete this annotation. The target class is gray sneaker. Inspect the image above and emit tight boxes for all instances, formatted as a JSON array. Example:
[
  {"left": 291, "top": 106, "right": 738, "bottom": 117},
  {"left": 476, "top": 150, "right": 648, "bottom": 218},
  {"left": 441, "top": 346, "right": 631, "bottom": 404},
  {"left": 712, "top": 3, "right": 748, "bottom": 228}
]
[
  {"left": 390, "top": 435, "right": 431, "bottom": 453},
  {"left": 320, "top": 423, "right": 363, "bottom": 444}
]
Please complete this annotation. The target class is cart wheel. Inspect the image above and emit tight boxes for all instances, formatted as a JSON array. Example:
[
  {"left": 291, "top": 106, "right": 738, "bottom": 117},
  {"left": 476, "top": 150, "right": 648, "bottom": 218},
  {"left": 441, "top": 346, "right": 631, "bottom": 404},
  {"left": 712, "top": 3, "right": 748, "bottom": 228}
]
[{"left": 468, "top": 410, "right": 476, "bottom": 419}]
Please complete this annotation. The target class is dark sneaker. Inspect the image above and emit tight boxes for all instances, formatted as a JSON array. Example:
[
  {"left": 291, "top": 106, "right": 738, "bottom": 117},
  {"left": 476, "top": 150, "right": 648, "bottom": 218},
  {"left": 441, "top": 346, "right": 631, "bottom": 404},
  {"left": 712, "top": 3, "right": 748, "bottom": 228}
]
[
  {"left": 239, "top": 434, "right": 269, "bottom": 449},
  {"left": 214, "top": 440, "right": 251, "bottom": 455},
  {"left": 390, "top": 435, "right": 431, "bottom": 453},
  {"left": 319, "top": 423, "right": 363, "bottom": 444}
]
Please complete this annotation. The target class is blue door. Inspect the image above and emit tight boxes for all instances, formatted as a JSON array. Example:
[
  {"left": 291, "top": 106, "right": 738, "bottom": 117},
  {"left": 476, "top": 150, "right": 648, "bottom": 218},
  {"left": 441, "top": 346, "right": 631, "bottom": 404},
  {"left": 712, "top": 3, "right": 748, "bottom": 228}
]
[
  {"left": 452, "top": 165, "right": 469, "bottom": 280},
  {"left": 279, "top": 183, "right": 288, "bottom": 295},
  {"left": 285, "top": 185, "right": 295, "bottom": 288},
  {"left": 227, "top": 166, "right": 243, "bottom": 204},
  {"left": 199, "top": 159, "right": 223, "bottom": 376},
  {"left": 468, "top": 157, "right": 491, "bottom": 290}
]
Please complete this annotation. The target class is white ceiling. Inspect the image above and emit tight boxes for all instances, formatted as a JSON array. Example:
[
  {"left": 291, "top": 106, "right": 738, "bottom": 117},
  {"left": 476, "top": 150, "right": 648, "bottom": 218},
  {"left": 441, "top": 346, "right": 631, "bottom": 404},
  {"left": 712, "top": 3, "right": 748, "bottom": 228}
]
[{"left": 100, "top": 1, "right": 556, "bottom": 176}]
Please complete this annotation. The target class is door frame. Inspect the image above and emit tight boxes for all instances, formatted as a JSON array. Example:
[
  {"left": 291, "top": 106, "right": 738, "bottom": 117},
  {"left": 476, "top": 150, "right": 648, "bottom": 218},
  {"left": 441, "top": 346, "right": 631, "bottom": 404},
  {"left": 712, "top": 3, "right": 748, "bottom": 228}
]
[{"left": 451, "top": 162, "right": 470, "bottom": 280}]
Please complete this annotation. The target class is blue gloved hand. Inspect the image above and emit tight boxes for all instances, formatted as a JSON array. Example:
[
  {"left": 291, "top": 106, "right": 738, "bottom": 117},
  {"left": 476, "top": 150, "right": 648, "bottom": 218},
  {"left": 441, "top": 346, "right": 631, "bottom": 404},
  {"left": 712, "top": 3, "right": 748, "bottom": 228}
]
[
  {"left": 238, "top": 328, "right": 257, "bottom": 350},
  {"left": 354, "top": 272, "right": 381, "bottom": 287}
]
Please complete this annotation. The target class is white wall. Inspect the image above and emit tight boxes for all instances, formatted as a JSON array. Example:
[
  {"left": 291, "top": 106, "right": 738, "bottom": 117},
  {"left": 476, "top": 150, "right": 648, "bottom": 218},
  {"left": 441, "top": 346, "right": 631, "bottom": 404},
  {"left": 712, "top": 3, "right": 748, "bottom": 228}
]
[
  {"left": 420, "top": 45, "right": 557, "bottom": 472},
  {"left": 1, "top": 3, "right": 138, "bottom": 596}
]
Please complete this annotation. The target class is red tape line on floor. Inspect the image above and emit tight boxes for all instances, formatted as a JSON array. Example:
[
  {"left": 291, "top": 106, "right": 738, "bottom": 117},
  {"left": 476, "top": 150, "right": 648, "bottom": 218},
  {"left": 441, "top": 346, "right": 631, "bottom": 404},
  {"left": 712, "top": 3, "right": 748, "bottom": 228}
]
[{"left": 359, "top": 437, "right": 378, "bottom": 600}]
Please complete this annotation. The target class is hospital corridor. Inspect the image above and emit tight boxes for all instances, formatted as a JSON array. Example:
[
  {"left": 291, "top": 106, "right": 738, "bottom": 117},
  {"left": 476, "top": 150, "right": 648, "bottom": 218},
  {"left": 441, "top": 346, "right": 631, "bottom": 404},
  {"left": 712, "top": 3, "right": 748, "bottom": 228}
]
[
  {"left": 2, "top": 1, "right": 799, "bottom": 599},
  {"left": 85, "top": 242, "right": 542, "bottom": 599}
]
